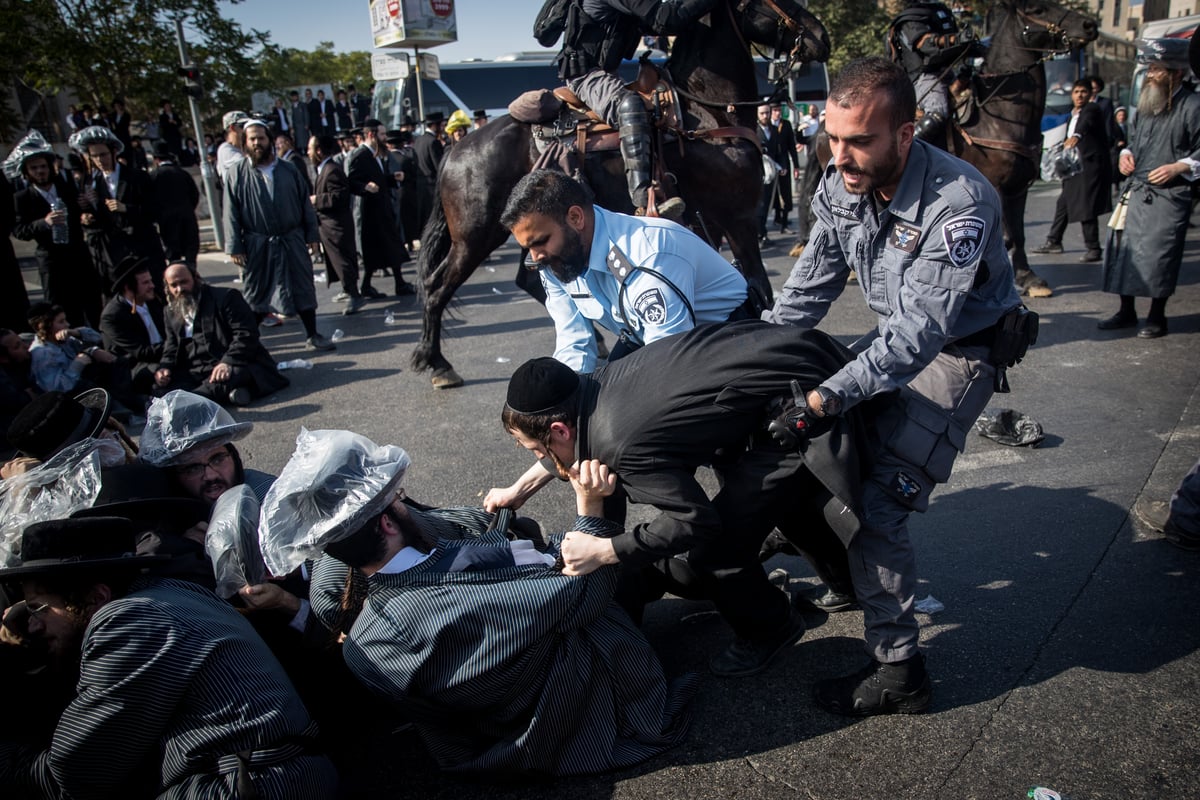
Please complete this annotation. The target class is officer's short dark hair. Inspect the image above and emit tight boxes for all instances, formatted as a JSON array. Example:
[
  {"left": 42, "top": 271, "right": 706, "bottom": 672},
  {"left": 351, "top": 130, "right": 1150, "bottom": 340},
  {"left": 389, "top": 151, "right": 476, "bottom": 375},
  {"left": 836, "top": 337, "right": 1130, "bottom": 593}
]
[
  {"left": 1072, "top": 79, "right": 1092, "bottom": 93},
  {"left": 500, "top": 169, "right": 595, "bottom": 229},
  {"left": 1088, "top": 75, "right": 1105, "bottom": 91},
  {"left": 829, "top": 57, "right": 916, "bottom": 133}
]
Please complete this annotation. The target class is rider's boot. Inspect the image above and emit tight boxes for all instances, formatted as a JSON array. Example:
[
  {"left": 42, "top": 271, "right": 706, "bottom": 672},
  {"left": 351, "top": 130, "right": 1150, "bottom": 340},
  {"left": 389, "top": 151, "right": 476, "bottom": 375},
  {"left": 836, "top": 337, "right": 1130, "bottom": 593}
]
[
  {"left": 913, "top": 112, "right": 947, "bottom": 149},
  {"left": 618, "top": 93, "right": 685, "bottom": 222}
]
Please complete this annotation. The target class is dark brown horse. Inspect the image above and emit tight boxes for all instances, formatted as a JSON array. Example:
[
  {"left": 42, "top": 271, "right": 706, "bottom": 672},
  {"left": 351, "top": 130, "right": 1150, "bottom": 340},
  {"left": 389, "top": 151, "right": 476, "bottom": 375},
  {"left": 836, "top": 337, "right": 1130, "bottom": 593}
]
[
  {"left": 412, "top": 0, "right": 830, "bottom": 388},
  {"left": 951, "top": 0, "right": 1097, "bottom": 297}
]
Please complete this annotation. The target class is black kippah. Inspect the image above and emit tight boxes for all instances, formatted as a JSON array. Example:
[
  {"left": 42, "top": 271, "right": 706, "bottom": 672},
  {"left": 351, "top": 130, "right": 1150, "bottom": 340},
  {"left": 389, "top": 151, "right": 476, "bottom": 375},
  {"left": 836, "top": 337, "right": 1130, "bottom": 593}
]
[{"left": 506, "top": 357, "right": 579, "bottom": 415}]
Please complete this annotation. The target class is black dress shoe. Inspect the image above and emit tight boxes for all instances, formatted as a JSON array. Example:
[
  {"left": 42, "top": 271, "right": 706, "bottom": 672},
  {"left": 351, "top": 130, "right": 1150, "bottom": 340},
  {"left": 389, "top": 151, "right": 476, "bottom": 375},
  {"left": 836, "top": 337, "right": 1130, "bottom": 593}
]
[
  {"left": 814, "top": 653, "right": 932, "bottom": 716},
  {"left": 1137, "top": 320, "right": 1168, "bottom": 339},
  {"left": 1097, "top": 312, "right": 1137, "bottom": 330},
  {"left": 361, "top": 285, "right": 384, "bottom": 300},
  {"left": 709, "top": 613, "right": 805, "bottom": 677},
  {"left": 1031, "top": 241, "right": 1063, "bottom": 255},
  {"left": 394, "top": 281, "right": 417, "bottom": 296},
  {"left": 1078, "top": 249, "right": 1102, "bottom": 263}
]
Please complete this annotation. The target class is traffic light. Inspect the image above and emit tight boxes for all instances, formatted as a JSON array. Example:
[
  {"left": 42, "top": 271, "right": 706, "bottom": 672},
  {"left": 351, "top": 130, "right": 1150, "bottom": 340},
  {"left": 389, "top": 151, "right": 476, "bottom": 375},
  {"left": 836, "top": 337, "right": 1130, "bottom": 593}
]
[{"left": 177, "top": 64, "right": 203, "bottom": 99}]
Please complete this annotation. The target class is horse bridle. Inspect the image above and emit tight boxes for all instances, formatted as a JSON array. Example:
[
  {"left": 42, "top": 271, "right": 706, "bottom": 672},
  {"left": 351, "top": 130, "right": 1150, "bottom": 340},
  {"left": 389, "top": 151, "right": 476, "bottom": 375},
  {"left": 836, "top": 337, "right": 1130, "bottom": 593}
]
[
  {"left": 672, "top": 0, "right": 814, "bottom": 109},
  {"left": 1011, "top": 3, "right": 1075, "bottom": 56}
]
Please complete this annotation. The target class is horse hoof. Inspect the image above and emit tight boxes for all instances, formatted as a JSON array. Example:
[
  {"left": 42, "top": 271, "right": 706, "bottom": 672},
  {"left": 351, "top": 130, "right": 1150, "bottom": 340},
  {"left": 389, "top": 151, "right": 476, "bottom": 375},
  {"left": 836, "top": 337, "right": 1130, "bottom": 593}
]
[{"left": 431, "top": 370, "right": 464, "bottom": 390}]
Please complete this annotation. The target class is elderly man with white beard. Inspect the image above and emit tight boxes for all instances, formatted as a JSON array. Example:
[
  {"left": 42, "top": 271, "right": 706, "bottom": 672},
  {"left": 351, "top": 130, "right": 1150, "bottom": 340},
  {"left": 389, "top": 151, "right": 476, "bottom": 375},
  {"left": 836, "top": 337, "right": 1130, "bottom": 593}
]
[
  {"left": 155, "top": 262, "right": 289, "bottom": 406},
  {"left": 1100, "top": 37, "right": 1200, "bottom": 340},
  {"left": 222, "top": 118, "right": 335, "bottom": 351}
]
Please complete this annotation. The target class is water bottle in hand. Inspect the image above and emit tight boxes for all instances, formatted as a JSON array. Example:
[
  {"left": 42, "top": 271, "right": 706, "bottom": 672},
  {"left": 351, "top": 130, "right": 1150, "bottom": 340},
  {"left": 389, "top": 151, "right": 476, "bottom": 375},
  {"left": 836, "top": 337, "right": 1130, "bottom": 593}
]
[{"left": 51, "top": 199, "right": 69, "bottom": 245}]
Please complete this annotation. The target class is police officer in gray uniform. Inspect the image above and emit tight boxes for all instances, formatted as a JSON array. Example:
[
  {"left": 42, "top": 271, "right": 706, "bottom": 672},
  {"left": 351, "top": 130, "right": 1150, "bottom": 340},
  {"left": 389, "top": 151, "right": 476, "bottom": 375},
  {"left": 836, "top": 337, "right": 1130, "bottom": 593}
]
[
  {"left": 538, "top": 0, "right": 720, "bottom": 218},
  {"left": 764, "top": 58, "right": 1030, "bottom": 715}
]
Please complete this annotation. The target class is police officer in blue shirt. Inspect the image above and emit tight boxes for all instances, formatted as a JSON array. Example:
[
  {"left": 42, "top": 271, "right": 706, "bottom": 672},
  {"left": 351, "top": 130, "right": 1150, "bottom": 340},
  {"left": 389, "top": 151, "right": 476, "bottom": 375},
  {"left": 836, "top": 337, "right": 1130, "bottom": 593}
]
[
  {"left": 487, "top": 168, "right": 750, "bottom": 512},
  {"left": 764, "top": 58, "right": 1031, "bottom": 716},
  {"left": 502, "top": 169, "right": 749, "bottom": 373}
]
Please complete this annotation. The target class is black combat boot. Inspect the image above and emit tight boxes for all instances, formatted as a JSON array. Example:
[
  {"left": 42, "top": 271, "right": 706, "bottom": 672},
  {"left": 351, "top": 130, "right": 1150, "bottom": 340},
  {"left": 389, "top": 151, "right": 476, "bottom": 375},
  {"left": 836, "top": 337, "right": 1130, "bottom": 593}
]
[
  {"left": 814, "top": 652, "right": 932, "bottom": 716},
  {"left": 618, "top": 93, "right": 684, "bottom": 221}
]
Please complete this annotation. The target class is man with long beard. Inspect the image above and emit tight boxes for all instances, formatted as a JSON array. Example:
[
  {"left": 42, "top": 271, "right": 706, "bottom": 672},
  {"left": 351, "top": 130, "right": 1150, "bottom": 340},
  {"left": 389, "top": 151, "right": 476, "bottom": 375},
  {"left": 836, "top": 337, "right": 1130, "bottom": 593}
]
[
  {"left": 1099, "top": 37, "right": 1200, "bottom": 339},
  {"left": 155, "top": 262, "right": 289, "bottom": 405},
  {"left": 764, "top": 57, "right": 1028, "bottom": 716},
  {"left": 223, "top": 118, "right": 334, "bottom": 351}
]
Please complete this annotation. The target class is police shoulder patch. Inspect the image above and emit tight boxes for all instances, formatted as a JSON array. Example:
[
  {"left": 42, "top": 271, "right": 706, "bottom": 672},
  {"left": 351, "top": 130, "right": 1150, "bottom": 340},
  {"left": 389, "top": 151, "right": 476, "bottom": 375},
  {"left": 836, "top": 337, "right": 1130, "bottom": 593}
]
[
  {"left": 941, "top": 215, "right": 986, "bottom": 267},
  {"left": 633, "top": 288, "right": 667, "bottom": 325}
]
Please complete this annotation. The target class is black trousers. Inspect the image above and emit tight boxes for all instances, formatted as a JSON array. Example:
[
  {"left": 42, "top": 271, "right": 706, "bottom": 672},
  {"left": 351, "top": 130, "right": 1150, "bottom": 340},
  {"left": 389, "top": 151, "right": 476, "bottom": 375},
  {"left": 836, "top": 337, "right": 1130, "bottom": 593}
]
[{"left": 1047, "top": 191, "right": 1100, "bottom": 251}]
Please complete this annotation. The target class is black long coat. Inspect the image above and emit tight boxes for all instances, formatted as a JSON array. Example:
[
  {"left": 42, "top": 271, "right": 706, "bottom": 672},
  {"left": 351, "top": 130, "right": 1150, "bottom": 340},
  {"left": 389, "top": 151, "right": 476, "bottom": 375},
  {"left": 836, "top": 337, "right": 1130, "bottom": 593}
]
[
  {"left": 160, "top": 284, "right": 289, "bottom": 399},
  {"left": 311, "top": 159, "right": 358, "bottom": 285},
  {"left": 150, "top": 161, "right": 200, "bottom": 265},
  {"left": 13, "top": 176, "right": 101, "bottom": 327},
  {"left": 82, "top": 165, "right": 166, "bottom": 286},
  {"left": 1062, "top": 103, "right": 1114, "bottom": 222},
  {"left": 411, "top": 131, "right": 444, "bottom": 235},
  {"left": 346, "top": 145, "right": 408, "bottom": 270},
  {"left": 99, "top": 295, "right": 165, "bottom": 388}
]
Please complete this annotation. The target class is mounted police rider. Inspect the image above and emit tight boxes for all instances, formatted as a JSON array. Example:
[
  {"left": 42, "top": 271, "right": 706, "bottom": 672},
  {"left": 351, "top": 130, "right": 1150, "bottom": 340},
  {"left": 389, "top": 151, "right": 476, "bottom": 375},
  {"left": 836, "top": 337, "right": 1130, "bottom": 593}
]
[
  {"left": 887, "top": 1, "right": 980, "bottom": 145},
  {"left": 538, "top": 0, "right": 721, "bottom": 220}
]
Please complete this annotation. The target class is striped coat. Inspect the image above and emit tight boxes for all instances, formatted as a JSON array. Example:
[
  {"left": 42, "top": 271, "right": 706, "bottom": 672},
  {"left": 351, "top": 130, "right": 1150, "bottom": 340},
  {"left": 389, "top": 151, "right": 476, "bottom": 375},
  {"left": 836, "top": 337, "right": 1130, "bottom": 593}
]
[
  {"left": 313, "top": 508, "right": 697, "bottom": 776},
  {"left": 0, "top": 578, "right": 338, "bottom": 799}
]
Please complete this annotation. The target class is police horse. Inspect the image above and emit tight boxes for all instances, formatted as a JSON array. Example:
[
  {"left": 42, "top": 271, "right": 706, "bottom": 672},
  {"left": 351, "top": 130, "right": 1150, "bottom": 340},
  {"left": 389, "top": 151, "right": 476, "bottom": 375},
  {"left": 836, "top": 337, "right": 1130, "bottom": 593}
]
[
  {"left": 795, "top": 0, "right": 1096, "bottom": 298},
  {"left": 411, "top": 0, "right": 830, "bottom": 388},
  {"left": 950, "top": 0, "right": 1097, "bottom": 297}
]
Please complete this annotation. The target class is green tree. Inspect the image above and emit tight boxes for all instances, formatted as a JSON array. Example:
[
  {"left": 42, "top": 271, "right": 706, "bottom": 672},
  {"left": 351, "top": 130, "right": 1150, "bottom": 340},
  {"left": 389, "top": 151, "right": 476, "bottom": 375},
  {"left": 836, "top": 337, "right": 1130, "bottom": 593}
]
[
  {"left": 255, "top": 42, "right": 373, "bottom": 99},
  {"left": 809, "top": 0, "right": 892, "bottom": 75},
  {"left": 0, "top": 0, "right": 271, "bottom": 137}
]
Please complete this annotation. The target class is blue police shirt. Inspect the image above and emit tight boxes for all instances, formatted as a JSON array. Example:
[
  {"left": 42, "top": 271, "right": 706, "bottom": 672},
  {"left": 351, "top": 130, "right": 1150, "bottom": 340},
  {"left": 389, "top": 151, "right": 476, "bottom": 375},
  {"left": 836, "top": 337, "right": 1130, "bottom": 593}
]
[{"left": 543, "top": 206, "right": 748, "bottom": 372}]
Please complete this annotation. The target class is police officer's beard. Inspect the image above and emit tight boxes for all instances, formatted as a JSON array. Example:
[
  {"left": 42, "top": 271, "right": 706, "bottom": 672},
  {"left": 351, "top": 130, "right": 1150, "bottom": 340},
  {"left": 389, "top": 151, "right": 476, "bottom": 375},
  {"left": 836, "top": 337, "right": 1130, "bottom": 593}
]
[
  {"left": 840, "top": 139, "right": 902, "bottom": 197},
  {"left": 546, "top": 227, "right": 588, "bottom": 283},
  {"left": 1138, "top": 76, "right": 1171, "bottom": 117}
]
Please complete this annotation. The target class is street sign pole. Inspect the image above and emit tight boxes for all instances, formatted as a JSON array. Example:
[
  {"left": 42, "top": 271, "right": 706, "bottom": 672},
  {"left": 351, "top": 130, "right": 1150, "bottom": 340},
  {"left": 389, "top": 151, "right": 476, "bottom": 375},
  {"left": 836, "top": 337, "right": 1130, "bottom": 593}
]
[{"left": 174, "top": 15, "right": 223, "bottom": 251}]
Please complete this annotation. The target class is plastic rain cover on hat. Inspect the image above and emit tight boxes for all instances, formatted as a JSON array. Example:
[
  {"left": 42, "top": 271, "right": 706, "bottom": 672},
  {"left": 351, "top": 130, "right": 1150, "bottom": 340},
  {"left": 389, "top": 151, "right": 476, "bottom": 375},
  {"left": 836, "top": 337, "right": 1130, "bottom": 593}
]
[
  {"left": 68, "top": 125, "right": 124, "bottom": 156},
  {"left": 0, "top": 437, "right": 126, "bottom": 567},
  {"left": 139, "top": 390, "right": 253, "bottom": 467},
  {"left": 2, "top": 130, "right": 56, "bottom": 181},
  {"left": 259, "top": 428, "right": 410, "bottom": 576},
  {"left": 206, "top": 484, "right": 266, "bottom": 597}
]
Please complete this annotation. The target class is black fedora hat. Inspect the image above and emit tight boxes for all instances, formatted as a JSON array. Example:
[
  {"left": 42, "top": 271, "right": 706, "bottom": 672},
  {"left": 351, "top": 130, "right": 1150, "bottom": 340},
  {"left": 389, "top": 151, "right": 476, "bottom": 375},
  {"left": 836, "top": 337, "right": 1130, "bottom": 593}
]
[
  {"left": 6, "top": 388, "right": 113, "bottom": 462},
  {"left": 0, "top": 517, "right": 170, "bottom": 579},
  {"left": 423, "top": 111, "right": 444, "bottom": 125},
  {"left": 72, "top": 497, "right": 211, "bottom": 538},
  {"left": 152, "top": 140, "right": 174, "bottom": 160},
  {"left": 109, "top": 254, "right": 151, "bottom": 296},
  {"left": 472, "top": 108, "right": 488, "bottom": 120}
]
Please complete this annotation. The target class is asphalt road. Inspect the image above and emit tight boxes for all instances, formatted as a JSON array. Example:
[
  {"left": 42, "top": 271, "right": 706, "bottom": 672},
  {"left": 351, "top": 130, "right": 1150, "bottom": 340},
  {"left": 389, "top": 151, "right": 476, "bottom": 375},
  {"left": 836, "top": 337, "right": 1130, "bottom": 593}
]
[{"left": 16, "top": 180, "right": 1200, "bottom": 799}]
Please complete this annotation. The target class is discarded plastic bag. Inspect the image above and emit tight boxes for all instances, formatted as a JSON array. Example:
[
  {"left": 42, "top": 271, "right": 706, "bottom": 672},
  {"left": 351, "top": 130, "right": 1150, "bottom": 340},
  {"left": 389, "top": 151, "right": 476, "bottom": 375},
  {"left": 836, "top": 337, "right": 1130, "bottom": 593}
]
[{"left": 974, "top": 408, "right": 1045, "bottom": 447}]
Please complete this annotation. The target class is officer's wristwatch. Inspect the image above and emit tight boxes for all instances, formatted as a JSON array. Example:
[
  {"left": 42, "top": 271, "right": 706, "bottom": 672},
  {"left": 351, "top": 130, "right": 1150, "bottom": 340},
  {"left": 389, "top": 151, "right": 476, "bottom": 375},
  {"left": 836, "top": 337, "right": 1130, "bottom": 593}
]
[{"left": 814, "top": 386, "right": 842, "bottom": 417}]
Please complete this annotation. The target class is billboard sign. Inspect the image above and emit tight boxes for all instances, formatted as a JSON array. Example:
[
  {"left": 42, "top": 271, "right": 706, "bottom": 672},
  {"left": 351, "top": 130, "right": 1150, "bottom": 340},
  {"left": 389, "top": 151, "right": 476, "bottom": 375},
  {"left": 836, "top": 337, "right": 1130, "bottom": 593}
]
[{"left": 370, "top": 0, "right": 458, "bottom": 49}]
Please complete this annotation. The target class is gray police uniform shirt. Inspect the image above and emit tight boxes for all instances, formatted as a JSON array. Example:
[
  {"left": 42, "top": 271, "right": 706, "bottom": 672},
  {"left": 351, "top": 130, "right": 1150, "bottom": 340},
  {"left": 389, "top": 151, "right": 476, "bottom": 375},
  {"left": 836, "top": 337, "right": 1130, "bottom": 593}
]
[
  {"left": 764, "top": 139, "right": 1020, "bottom": 411},
  {"left": 543, "top": 206, "right": 748, "bottom": 372}
]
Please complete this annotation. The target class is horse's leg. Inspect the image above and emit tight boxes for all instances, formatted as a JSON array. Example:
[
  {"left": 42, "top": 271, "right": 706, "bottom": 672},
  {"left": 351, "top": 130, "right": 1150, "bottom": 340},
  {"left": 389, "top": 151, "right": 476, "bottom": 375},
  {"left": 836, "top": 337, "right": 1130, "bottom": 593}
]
[{"left": 1005, "top": 188, "right": 1053, "bottom": 298}]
